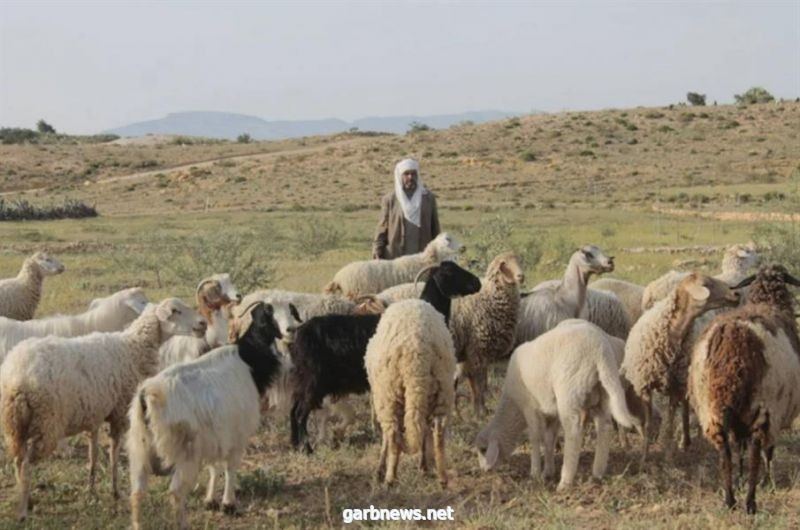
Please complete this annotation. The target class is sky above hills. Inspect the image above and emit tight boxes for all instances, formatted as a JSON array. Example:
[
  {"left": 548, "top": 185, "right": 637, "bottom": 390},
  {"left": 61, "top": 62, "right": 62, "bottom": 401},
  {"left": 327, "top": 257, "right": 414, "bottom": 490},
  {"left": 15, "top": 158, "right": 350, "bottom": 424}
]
[{"left": 1, "top": 1, "right": 798, "bottom": 134}]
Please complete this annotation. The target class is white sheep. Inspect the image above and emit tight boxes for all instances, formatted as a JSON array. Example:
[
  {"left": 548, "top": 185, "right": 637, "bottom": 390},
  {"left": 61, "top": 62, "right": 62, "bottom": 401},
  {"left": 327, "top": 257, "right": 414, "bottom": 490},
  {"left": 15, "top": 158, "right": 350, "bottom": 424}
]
[
  {"left": 128, "top": 301, "right": 289, "bottom": 530},
  {"left": 621, "top": 273, "right": 740, "bottom": 465},
  {"left": 688, "top": 265, "right": 800, "bottom": 514},
  {"left": 591, "top": 277, "right": 645, "bottom": 322},
  {"left": 641, "top": 243, "right": 758, "bottom": 311},
  {"left": 0, "top": 298, "right": 205, "bottom": 521},
  {"left": 0, "top": 252, "right": 65, "bottom": 321},
  {"left": 158, "top": 274, "right": 240, "bottom": 369},
  {"left": 475, "top": 319, "right": 641, "bottom": 490},
  {"left": 324, "top": 232, "right": 462, "bottom": 298},
  {"left": 516, "top": 245, "right": 614, "bottom": 345},
  {"left": 238, "top": 288, "right": 358, "bottom": 321},
  {"left": 0, "top": 287, "right": 149, "bottom": 364}
]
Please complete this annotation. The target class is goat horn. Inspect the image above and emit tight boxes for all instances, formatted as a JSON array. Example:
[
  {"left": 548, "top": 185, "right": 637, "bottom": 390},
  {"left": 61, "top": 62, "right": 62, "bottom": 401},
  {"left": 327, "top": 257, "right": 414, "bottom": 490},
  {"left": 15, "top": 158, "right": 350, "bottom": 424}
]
[
  {"left": 195, "top": 278, "right": 219, "bottom": 297},
  {"left": 232, "top": 300, "right": 263, "bottom": 319},
  {"left": 730, "top": 275, "right": 756, "bottom": 290},
  {"left": 414, "top": 264, "right": 438, "bottom": 289}
]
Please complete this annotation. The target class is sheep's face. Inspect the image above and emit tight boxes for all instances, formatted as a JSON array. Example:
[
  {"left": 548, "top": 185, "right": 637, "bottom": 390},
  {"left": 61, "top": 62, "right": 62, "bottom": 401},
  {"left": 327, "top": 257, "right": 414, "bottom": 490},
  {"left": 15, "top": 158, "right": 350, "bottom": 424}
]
[
  {"left": 723, "top": 244, "right": 760, "bottom": 275},
  {"left": 197, "top": 274, "right": 241, "bottom": 310},
  {"left": 737, "top": 264, "right": 800, "bottom": 313},
  {"left": 32, "top": 252, "right": 65, "bottom": 275},
  {"left": 271, "top": 302, "right": 303, "bottom": 345},
  {"left": 490, "top": 252, "right": 525, "bottom": 286},
  {"left": 433, "top": 261, "right": 482, "bottom": 298},
  {"left": 680, "top": 273, "right": 740, "bottom": 314},
  {"left": 155, "top": 298, "right": 207, "bottom": 338},
  {"left": 475, "top": 429, "right": 503, "bottom": 471},
  {"left": 90, "top": 288, "right": 149, "bottom": 325},
  {"left": 431, "top": 233, "right": 464, "bottom": 260},
  {"left": 574, "top": 245, "right": 614, "bottom": 276}
]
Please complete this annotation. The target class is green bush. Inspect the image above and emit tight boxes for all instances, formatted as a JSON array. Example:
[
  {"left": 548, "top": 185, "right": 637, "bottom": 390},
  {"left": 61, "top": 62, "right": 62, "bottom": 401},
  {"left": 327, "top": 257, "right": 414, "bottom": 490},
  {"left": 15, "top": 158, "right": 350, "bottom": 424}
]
[
  {"left": 734, "top": 86, "right": 775, "bottom": 105},
  {"left": 237, "top": 133, "right": 252, "bottom": 143},
  {"left": 519, "top": 151, "right": 537, "bottom": 162},
  {"left": 0, "top": 198, "right": 97, "bottom": 221},
  {"left": 462, "top": 216, "right": 542, "bottom": 278},
  {"left": 407, "top": 121, "right": 432, "bottom": 134},
  {"left": 686, "top": 92, "right": 706, "bottom": 106},
  {"left": 37, "top": 119, "right": 56, "bottom": 134}
]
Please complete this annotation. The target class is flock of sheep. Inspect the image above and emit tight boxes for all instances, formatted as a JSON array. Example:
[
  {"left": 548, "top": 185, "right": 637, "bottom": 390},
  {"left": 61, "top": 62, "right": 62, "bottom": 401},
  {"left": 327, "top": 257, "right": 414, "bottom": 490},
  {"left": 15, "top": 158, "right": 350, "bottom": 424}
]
[{"left": 0, "top": 236, "right": 797, "bottom": 527}]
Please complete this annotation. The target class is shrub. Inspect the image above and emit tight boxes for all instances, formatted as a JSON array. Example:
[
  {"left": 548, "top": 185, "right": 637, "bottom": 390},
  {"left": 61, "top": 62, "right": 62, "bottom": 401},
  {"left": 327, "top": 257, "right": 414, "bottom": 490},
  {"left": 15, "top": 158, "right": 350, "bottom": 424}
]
[
  {"left": 463, "top": 215, "right": 542, "bottom": 278},
  {"left": 519, "top": 151, "right": 537, "bottom": 162},
  {"left": 734, "top": 86, "right": 775, "bottom": 105},
  {"left": 289, "top": 219, "right": 343, "bottom": 259},
  {"left": 686, "top": 92, "right": 706, "bottom": 106},
  {"left": 0, "top": 128, "right": 38, "bottom": 144},
  {"left": 237, "top": 133, "right": 252, "bottom": 143},
  {"left": 407, "top": 121, "right": 432, "bottom": 134},
  {"left": 0, "top": 198, "right": 98, "bottom": 221},
  {"left": 36, "top": 119, "right": 56, "bottom": 134}
]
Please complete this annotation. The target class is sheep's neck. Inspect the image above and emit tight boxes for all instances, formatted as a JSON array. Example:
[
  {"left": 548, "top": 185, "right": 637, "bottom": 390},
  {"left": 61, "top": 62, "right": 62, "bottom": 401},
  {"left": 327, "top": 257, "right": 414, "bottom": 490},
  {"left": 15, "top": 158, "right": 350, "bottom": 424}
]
[
  {"left": 126, "top": 313, "right": 163, "bottom": 375},
  {"left": 667, "top": 295, "right": 700, "bottom": 349},
  {"left": 559, "top": 259, "right": 590, "bottom": 318},
  {"left": 421, "top": 282, "right": 451, "bottom": 324},
  {"left": 18, "top": 261, "right": 43, "bottom": 295},
  {"left": 238, "top": 336, "right": 282, "bottom": 396}
]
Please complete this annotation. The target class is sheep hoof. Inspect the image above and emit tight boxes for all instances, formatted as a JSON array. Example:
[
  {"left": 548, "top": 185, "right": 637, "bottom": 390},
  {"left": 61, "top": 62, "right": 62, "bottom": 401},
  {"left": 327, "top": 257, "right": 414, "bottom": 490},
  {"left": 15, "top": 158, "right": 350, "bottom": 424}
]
[
  {"left": 746, "top": 499, "right": 757, "bottom": 515},
  {"left": 205, "top": 500, "right": 220, "bottom": 511},
  {"left": 222, "top": 503, "right": 239, "bottom": 516},
  {"left": 302, "top": 442, "right": 314, "bottom": 455},
  {"left": 724, "top": 493, "right": 736, "bottom": 510},
  {"left": 556, "top": 481, "right": 571, "bottom": 492}
]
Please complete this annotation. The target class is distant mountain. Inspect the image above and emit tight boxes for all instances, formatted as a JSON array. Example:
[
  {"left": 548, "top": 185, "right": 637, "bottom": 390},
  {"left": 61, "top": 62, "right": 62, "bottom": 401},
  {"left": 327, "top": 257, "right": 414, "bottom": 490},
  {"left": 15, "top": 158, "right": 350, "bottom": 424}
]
[{"left": 104, "top": 109, "right": 526, "bottom": 140}]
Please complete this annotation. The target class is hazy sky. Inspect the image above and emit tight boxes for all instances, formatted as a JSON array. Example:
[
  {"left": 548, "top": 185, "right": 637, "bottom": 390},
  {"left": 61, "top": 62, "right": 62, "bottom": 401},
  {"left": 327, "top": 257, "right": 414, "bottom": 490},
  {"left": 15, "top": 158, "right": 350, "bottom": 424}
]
[{"left": 1, "top": 1, "right": 798, "bottom": 134}]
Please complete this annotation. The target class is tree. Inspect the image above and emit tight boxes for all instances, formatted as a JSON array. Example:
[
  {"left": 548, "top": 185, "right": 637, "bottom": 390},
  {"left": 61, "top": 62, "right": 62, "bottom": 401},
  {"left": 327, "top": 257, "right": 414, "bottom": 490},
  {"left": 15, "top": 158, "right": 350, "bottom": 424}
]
[
  {"left": 407, "top": 121, "right": 431, "bottom": 134},
  {"left": 36, "top": 119, "right": 56, "bottom": 134},
  {"left": 734, "top": 87, "right": 775, "bottom": 105},
  {"left": 236, "top": 133, "right": 252, "bottom": 143},
  {"left": 686, "top": 92, "right": 706, "bottom": 106}
]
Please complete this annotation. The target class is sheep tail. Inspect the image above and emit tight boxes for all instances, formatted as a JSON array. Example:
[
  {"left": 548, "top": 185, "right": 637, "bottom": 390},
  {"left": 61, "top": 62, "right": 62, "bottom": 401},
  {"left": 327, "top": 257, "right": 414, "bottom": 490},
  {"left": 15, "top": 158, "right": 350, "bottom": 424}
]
[
  {"left": 403, "top": 358, "right": 429, "bottom": 454},
  {"left": 1, "top": 390, "right": 32, "bottom": 460},
  {"left": 595, "top": 349, "right": 638, "bottom": 432},
  {"left": 323, "top": 281, "right": 342, "bottom": 295},
  {"left": 127, "top": 383, "right": 172, "bottom": 477}
]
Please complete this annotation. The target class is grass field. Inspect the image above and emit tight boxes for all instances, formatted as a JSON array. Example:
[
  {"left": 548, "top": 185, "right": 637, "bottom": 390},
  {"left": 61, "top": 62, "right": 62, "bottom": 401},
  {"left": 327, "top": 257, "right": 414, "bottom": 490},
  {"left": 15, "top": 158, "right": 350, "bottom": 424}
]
[{"left": 0, "top": 102, "right": 798, "bottom": 528}]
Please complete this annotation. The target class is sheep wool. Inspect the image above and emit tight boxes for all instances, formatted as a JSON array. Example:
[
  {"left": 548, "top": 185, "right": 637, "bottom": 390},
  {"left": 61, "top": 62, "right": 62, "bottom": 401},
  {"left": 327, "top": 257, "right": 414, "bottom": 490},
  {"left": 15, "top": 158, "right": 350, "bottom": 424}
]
[
  {"left": 591, "top": 277, "right": 645, "bottom": 323},
  {"left": 0, "top": 252, "right": 65, "bottom": 321}
]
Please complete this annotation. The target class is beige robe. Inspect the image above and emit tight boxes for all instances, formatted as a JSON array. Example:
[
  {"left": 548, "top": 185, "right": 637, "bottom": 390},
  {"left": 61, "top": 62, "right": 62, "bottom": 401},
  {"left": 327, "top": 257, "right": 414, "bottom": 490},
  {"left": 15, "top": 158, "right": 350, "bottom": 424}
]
[{"left": 372, "top": 189, "right": 440, "bottom": 259}]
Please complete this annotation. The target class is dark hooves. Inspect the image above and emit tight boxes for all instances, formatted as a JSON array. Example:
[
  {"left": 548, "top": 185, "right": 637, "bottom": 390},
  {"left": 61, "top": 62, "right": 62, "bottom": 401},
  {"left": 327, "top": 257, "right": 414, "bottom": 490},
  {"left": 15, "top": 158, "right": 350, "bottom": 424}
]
[
  {"left": 223, "top": 503, "right": 240, "bottom": 516},
  {"left": 746, "top": 500, "right": 757, "bottom": 515},
  {"left": 205, "top": 500, "right": 220, "bottom": 511}
]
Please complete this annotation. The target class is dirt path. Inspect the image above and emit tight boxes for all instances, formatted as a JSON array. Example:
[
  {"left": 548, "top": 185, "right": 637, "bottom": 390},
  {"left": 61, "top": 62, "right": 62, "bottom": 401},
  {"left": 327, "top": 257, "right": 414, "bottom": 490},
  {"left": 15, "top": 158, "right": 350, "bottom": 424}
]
[{"left": 0, "top": 137, "right": 365, "bottom": 197}]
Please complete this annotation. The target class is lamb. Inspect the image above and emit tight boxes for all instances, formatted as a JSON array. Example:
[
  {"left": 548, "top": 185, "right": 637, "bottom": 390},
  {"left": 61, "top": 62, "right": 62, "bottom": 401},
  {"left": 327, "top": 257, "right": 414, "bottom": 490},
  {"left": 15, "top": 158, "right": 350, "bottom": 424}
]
[
  {"left": 1, "top": 298, "right": 205, "bottom": 521},
  {"left": 515, "top": 245, "right": 614, "bottom": 345},
  {"left": 641, "top": 243, "right": 759, "bottom": 311},
  {"left": 323, "top": 232, "right": 463, "bottom": 298},
  {"left": 449, "top": 252, "right": 524, "bottom": 416},
  {"left": 620, "top": 273, "right": 740, "bottom": 466},
  {"left": 475, "top": 319, "right": 642, "bottom": 490},
  {"left": 591, "top": 277, "right": 645, "bottom": 322},
  {"left": 688, "top": 265, "right": 800, "bottom": 514},
  {"left": 366, "top": 261, "right": 481, "bottom": 486},
  {"left": 158, "top": 274, "right": 241, "bottom": 369},
  {"left": 0, "top": 251, "right": 65, "bottom": 321},
  {"left": 288, "top": 262, "right": 474, "bottom": 453},
  {"left": 0, "top": 287, "right": 149, "bottom": 364},
  {"left": 128, "top": 301, "right": 288, "bottom": 530}
]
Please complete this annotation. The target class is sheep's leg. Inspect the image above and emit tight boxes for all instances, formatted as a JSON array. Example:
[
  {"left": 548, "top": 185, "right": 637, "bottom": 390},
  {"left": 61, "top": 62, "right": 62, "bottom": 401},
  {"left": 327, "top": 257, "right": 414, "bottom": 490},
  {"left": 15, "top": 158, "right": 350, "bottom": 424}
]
[
  {"left": 477, "top": 366, "right": 490, "bottom": 417},
  {"left": 558, "top": 413, "right": 582, "bottom": 491},
  {"left": 736, "top": 441, "right": 747, "bottom": 488},
  {"left": 662, "top": 396, "right": 678, "bottom": 463},
  {"left": 291, "top": 400, "right": 314, "bottom": 454},
  {"left": 419, "top": 427, "right": 434, "bottom": 473},
  {"left": 467, "top": 374, "right": 481, "bottom": 417},
  {"left": 521, "top": 408, "right": 542, "bottom": 481},
  {"left": 170, "top": 460, "right": 201, "bottom": 530},
  {"left": 88, "top": 429, "right": 99, "bottom": 495},
  {"left": 433, "top": 417, "right": 448, "bottom": 488},
  {"left": 719, "top": 432, "right": 735, "bottom": 510},
  {"left": 761, "top": 445, "right": 775, "bottom": 488},
  {"left": 375, "top": 434, "right": 388, "bottom": 484},
  {"left": 680, "top": 399, "right": 691, "bottom": 449},
  {"left": 129, "top": 443, "right": 149, "bottom": 530},
  {"left": 745, "top": 437, "right": 761, "bottom": 514},
  {"left": 385, "top": 428, "right": 401, "bottom": 486},
  {"left": 592, "top": 411, "right": 612, "bottom": 480},
  {"left": 204, "top": 465, "right": 219, "bottom": 510},
  {"left": 640, "top": 394, "right": 651, "bottom": 469},
  {"left": 109, "top": 425, "right": 123, "bottom": 500},
  {"left": 222, "top": 453, "right": 242, "bottom": 515},
  {"left": 543, "top": 421, "right": 557, "bottom": 480},
  {"left": 14, "top": 441, "right": 31, "bottom": 521}
]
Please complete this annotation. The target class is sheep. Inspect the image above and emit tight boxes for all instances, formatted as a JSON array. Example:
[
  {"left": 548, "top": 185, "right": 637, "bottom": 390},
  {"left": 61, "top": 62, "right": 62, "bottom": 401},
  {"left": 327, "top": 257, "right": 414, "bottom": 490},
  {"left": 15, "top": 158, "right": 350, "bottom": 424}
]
[
  {"left": 688, "top": 265, "right": 800, "bottom": 514},
  {"left": 641, "top": 243, "right": 759, "bottom": 311},
  {"left": 449, "top": 252, "right": 524, "bottom": 416},
  {"left": 591, "top": 277, "right": 645, "bottom": 322},
  {"left": 236, "top": 288, "right": 380, "bottom": 322},
  {"left": 1, "top": 298, "right": 205, "bottom": 521},
  {"left": 128, "top": 301, "right": 289, "bottom": 530},
  {"left": 0, "top": 251, "right": 65, "bottom": 321},
  {"left": 158, "top": 274, "right": 241, "bottom": 369},
  {"left": 323, "top": 232, "right": 462, "bottom": 298},
  {"left": 515, "top": 245, "right": 614, "bottom": 345},
  {"left": 366, "top": 261, "right": 481, "bottom": 486},
  {"left": 475, "top": 319, "right": 642, "bottom": 490},
  {"left": 620, "top": 273, "right": 740, "bottom": 466},
  {"left": 287, "top": 263, "right": 473, "bottom": 453},
  {"left": 0, "top": 287, "right": 149, "bottom": 364}
]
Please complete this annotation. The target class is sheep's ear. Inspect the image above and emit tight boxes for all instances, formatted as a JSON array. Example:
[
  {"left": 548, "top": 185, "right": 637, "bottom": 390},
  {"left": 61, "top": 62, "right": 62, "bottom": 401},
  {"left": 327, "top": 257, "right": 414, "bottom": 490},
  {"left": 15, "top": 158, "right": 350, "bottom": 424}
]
[
  {"left": 289, "top": 303, "right": 303, "bottom": 323},
  {"left": 499, "top": 261, "right": 515, "bottom": 284},
  {"left": 125, "top": 296, "right": 149, "bottom": 314},
  {"left": 155, "top": 303, "right": 173, "bottom": 321},
  {"left": 484, "top": 439, "right": 500, "bottom": 468},
  {"left": 686, "top": 283, "right": 710, "bottom": 301}
]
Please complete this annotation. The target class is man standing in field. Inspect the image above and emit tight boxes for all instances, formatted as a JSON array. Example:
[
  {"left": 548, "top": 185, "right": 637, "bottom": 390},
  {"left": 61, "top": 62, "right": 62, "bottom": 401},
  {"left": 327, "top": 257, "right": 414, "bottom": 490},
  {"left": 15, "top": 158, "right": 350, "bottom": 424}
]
[{"left": 372, "top": 158, "right": 440, "bottom": 259}]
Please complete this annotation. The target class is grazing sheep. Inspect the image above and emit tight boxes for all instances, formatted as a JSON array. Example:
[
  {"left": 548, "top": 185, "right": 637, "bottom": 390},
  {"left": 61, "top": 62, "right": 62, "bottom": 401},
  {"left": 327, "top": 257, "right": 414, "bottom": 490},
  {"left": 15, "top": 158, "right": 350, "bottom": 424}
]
[
  {"left": 591, "top": 277, "right": 645, "bottom": 322},
  {"left": 366, "top": 262, "right": 481, "bottom": 486},
  {"left": 288, "top": 263, "right": 472, "bottom": 453},
  {"left": 450, "top": 252, "right": 524, "bottom": 416},
  {"left": 641, "top": 243, "right": 758, "bottom": 311},
  {"left": 0, "top": 252, "right": 65, "bottom": 321},
  {"left": 621, "top": 273, "right": 740, "bottom": 466},
  {"left": 128, "top": 302, "right": 287, "bottom": 530},
  {"left": 158, "top": 274, "right": 241, "bottom": 369},
  {"left": 323, "top": 232, "right": 462, "bottom": 298},
  {"left": 516, "top": 245, "right": 614, "bottom": 345},
  {"left": 0, "top": 287, "right": 149, "bottom": 364},
  {"left": 689, "top": 265, "right": 800, "bottom": 514},
  {"left": 1, "top": 298, "right": 205, "bottom": 521},
  {"left": 475, "top": 319, "right": 641, "bottom": 490}
]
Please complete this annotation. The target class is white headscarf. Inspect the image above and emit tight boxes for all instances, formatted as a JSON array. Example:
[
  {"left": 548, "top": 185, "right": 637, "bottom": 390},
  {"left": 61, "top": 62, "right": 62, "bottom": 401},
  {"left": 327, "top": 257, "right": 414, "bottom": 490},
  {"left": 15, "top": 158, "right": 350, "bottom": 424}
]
[{"left": 394, "top": 158, "right": 425, "bottom": 227}]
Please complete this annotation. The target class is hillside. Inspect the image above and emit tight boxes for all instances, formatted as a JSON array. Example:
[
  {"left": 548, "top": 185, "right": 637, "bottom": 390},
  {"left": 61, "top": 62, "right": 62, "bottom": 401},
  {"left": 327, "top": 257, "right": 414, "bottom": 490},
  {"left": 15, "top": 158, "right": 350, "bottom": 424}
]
[{"left": 1, "top": 102, "right": 798, "bottom": 216}]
